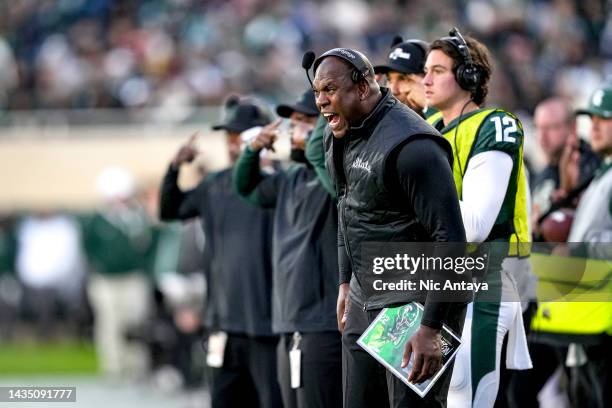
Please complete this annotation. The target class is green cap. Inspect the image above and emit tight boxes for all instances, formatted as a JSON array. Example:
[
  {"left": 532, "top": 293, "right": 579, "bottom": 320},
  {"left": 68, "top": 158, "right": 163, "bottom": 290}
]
[{"left": 576, "top": 82, "right": 612, "bottom": 119}]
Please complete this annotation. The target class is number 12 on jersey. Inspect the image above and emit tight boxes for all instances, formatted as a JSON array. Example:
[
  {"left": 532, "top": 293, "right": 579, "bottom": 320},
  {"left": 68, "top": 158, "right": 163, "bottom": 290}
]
[{"left": 491, "top": 116, "right": 517, "bottom": 143}]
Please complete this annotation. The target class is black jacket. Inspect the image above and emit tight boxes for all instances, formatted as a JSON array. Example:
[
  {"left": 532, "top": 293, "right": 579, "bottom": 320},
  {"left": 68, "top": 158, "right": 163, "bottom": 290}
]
[
  {"left": 325, "top": 89, "right": 467, "bottom": 328},
  {"left": 234, "top": 149, "right": 339, "bottom": 333},
  {"left": 160, "top": 166, "right": 275, "bottom": 337}
]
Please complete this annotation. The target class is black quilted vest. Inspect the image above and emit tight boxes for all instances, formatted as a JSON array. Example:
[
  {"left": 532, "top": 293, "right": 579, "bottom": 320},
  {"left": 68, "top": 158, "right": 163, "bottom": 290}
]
[{"left": 325, "top": 89, "right": 453, "bottom": 308}]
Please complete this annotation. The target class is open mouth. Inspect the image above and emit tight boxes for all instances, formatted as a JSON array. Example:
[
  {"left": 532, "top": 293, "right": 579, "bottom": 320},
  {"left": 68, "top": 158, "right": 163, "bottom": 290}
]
[{"left": 322, "top": 112, "right": 340, "bottom": 128}]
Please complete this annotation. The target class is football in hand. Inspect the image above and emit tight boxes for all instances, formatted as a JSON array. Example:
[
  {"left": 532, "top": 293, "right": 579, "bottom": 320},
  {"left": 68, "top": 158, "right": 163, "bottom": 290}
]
[{"left": 540, "top": 208, "right": 575, "bottom": 242}]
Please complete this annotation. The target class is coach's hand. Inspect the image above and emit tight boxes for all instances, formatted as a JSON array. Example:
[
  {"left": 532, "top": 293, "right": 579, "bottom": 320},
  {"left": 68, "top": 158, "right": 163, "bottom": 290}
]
[
  {"left": 402, "top": 325, "right": 443, "bottom": 384},
  {"left": 337, "top": 283, "right": 350, "bottom": 333},
  {"left": 250, "top": 119, "right": 281, "bottom": 152},
  {"left": 172, "top": 132, "right": 199, "bottom": 169}
]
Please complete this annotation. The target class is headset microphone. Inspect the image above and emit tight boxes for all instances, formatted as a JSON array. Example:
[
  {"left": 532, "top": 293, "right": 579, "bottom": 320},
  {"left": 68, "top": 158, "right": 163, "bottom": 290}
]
[{"left": 302, "top": 51, "right": 316, "bottom": 89}]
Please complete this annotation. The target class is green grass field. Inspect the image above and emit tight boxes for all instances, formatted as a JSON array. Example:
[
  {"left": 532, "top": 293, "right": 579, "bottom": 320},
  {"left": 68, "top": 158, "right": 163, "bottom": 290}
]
[{"left": 0, "top": 341, "right": 98, "bottom": 375}]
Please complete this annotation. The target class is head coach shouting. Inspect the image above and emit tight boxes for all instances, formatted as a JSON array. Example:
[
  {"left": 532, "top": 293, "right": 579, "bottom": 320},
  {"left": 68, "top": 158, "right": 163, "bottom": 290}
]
[{"left": 310, "top": 47, "right": 468, "bottom": 407}]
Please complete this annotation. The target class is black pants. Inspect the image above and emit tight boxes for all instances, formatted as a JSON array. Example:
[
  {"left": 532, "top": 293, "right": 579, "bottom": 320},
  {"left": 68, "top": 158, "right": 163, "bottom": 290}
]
[
  {"left": 342, "top": 300, "right": 466, "bottom": 408},
  {"left": 211, "top": 333, "right": 283, "bottom": 408},
  {"left": 508, "top": 341, "right": 571, "bottom": 407},
  {"left": 509, "top": 339, "right": 611, "bottom": 408},
  {"left": 277, "top": 331, "right": 342, "bottom": 408},
  {"left": 581, "top": 339, "right": 612, "bottom": 408}
]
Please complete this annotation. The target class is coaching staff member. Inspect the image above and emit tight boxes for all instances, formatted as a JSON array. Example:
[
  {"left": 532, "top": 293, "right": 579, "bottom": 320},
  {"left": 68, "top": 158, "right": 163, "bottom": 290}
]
[
  {"left": 311, "top": 48, "right": 467, "bottom": 407},
  {"left": 159, "top": 96, "right": 282, "bottom": 408},
  {"left": 234, "top": 89, "right": 342, "bottom": 408}
]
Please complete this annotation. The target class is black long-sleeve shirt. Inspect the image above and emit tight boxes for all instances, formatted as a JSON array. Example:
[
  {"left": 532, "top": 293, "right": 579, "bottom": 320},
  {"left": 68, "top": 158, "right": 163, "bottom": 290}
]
[
  {"left": 233, "top": 148, "right": 339, "bottom": 333},
  {"left": 159, "top": 166, "right": 275, "bottom": 337},
  {"left": 394, "top": 137, "right": 467, "bottom": 327},
  {"left": 391, "top": 137, "right": 465, "bottom": 242}
]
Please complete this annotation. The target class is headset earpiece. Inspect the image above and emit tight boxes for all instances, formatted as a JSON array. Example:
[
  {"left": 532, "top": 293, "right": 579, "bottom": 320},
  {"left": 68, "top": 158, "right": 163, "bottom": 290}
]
[
  {"left": 456, "top": 63, "right": 481, "bottom": 92},
  {"left": 443, "top": 28, "right": 481, "bottom": 92}
]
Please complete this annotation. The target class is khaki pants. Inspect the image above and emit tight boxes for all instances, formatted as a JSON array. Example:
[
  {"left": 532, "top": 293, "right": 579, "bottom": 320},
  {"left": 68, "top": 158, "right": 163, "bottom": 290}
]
[{"left": 87, "top": 272, "right": 151, "bottom": 378}]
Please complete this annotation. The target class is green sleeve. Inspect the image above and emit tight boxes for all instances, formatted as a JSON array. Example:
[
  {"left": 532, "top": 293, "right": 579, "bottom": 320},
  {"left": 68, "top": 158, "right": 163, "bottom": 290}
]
[
  {"left": 423, "top": 106, "right": 439, "bottom": 119},
  {"left": 305, "top": 115, "right": 336, "bottom": 198},
  {"left": 470, "top": 110, "right": 523, "bottom": 159},
  {"left": 233, "top": 146, "right": 280, "bottom": 208}
]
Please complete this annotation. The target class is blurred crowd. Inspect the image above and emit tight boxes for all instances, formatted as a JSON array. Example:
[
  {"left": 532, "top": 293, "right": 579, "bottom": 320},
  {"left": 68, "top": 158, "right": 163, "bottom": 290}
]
[{"left": 0, "top": 0, "right": 610, "bottom": 117}]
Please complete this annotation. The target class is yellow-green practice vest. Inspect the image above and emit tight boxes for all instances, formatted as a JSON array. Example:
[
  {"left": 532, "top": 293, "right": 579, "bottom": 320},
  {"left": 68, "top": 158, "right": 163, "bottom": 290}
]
[
  {"left": 427, "top": 109, "right": 531, "bottom": 257},
  {"left": 529, "top": 252, "right": 612, "bottom": 336}
]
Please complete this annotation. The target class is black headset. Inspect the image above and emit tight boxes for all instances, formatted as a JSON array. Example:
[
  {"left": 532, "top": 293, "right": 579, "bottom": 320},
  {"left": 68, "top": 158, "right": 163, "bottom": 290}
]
[
  {"left": 312, "top": 48, "right": 373, "bottom": 84},
  {"left": 440, "top": 27, "right": 482, "bottom": 92}
]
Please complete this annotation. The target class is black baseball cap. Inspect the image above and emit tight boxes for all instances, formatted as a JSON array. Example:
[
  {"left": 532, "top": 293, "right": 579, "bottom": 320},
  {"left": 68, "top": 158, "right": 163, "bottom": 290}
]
[
  {"left": 212, "top": 97, "right": 272, "bottom": 133},
  {"left": 276, "top": 89, "right": 319, "bottom": 118},
  {"left": 374, "top": 39, "right": 429, "bottom": 75}
]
